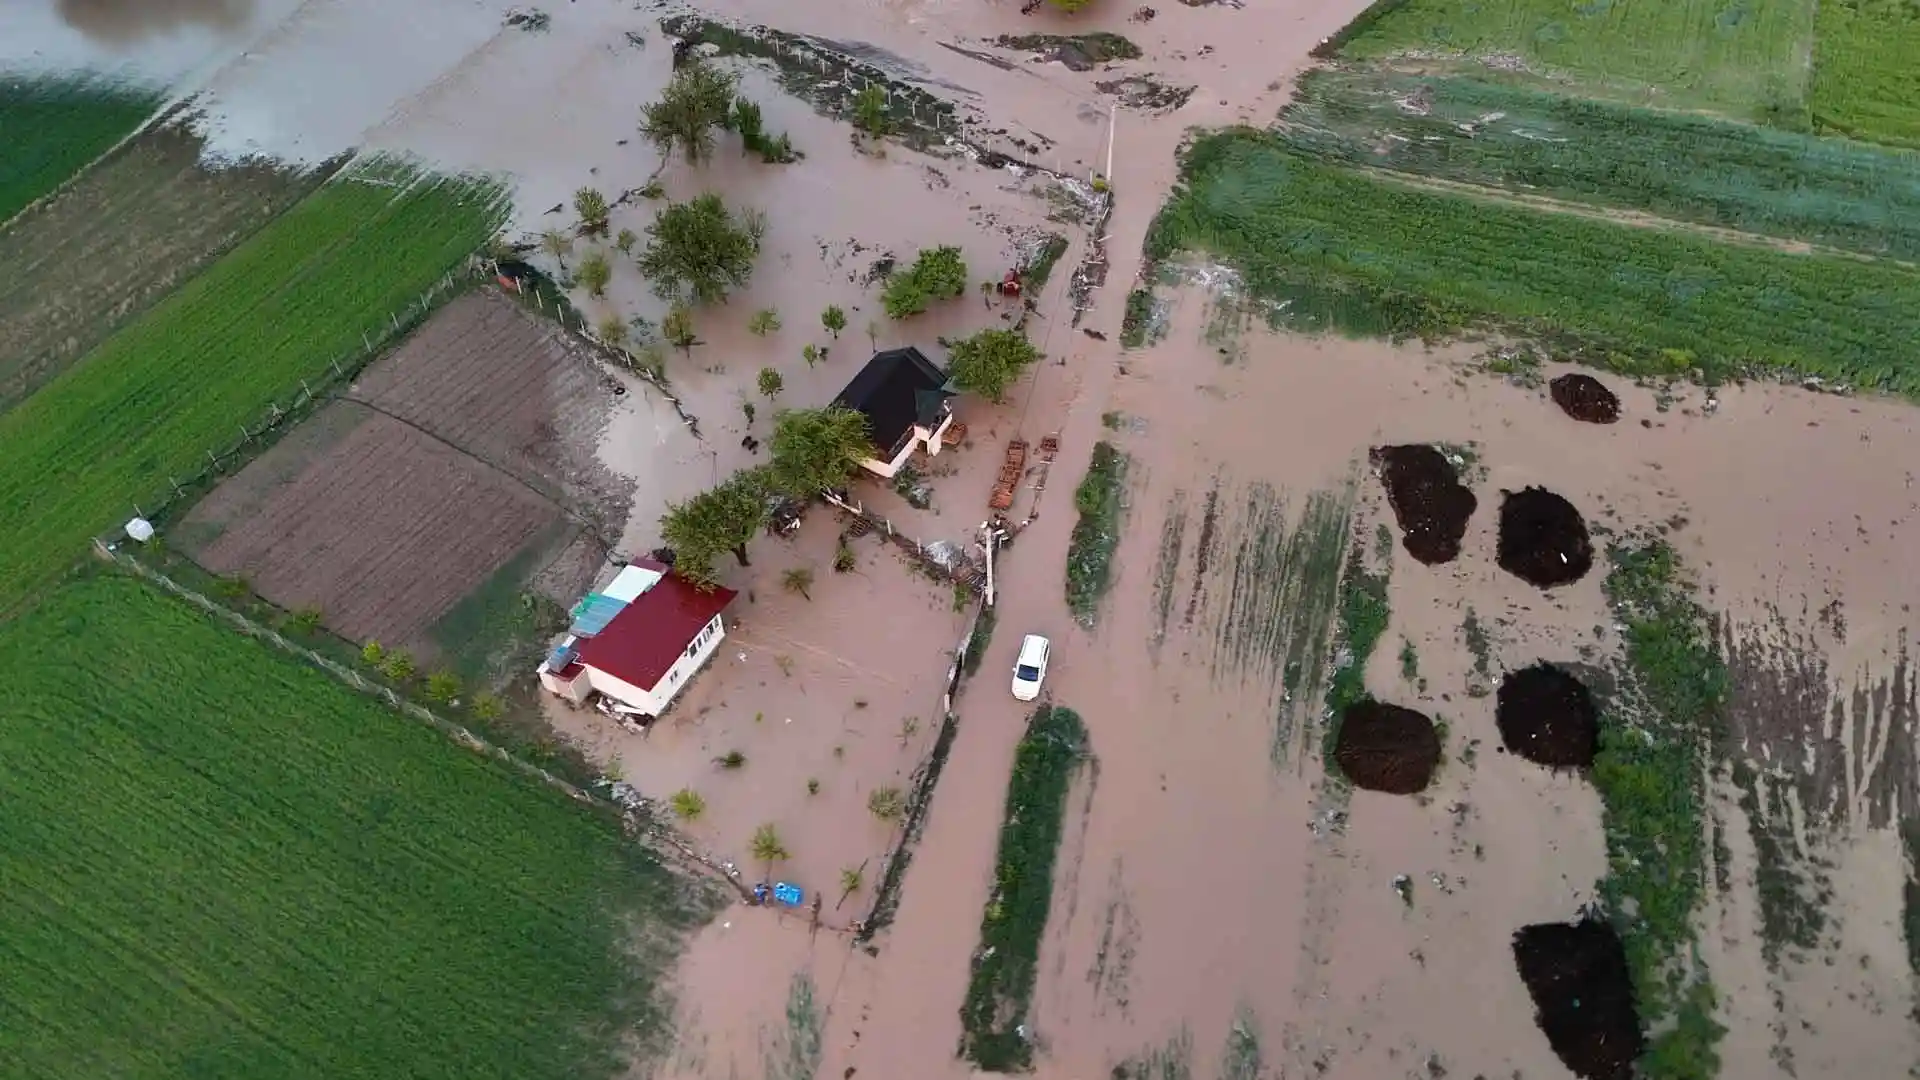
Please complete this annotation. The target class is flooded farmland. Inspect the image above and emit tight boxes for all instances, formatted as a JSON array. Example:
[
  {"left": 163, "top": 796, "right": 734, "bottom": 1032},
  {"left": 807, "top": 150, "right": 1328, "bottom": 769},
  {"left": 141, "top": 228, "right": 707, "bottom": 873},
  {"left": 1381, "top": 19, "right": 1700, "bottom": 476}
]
[{"left": 9, "top": 0, "right": 1920, "bottom": 1077}]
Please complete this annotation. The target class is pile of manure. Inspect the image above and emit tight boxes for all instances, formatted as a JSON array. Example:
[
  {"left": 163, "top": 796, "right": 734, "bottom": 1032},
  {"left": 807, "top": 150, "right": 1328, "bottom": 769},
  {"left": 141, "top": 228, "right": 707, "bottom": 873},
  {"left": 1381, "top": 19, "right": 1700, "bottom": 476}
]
[
  {"left": 1511, "top": 918, "right": 1644, "bottom": 1080},
  {"left": 1332, "top": 701, "right": 1441, "bottom": 794},
  {"left": 1550, "top": 373, "right": 1621, "bottom": 424},
  {"left": 1497, "top": 487, "right": 1593, "bottom": 588},
  {"left": 1495, "top": 663, "right": 1599, "bottom": 769},
  {"left": 1371, "top": 444, "right": 1478, "bottom": 565}
]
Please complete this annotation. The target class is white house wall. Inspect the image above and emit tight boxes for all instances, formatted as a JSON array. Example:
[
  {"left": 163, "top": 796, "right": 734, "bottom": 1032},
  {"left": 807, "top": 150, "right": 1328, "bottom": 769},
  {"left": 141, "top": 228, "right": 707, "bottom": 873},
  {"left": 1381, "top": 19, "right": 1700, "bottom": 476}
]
[
  {"left": 858, "top": 412, "right": 955, "bottom": 479},
  {"left": 580, "top": 614, "right": 728, "bottom": 716}
]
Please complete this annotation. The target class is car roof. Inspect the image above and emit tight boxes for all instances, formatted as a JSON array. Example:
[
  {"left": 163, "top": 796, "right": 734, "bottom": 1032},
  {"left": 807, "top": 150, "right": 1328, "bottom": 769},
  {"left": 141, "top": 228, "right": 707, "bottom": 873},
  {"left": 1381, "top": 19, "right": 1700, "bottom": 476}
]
[{"left": 1017, "top": 634, "right": 1049, "bottom": 662}]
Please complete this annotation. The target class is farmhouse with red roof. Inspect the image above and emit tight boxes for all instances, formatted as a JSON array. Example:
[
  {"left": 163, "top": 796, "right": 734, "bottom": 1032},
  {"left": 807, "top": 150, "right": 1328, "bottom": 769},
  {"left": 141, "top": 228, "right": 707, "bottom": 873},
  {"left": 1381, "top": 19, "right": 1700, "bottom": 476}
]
[{"left": 536, "top": 558, "right": 737, "bottom": 719}]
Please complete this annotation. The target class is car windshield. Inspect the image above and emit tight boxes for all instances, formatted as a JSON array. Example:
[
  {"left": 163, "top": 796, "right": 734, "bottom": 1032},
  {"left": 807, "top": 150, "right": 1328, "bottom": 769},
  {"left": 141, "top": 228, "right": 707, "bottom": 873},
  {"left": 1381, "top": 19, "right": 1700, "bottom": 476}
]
[{"left": 1015, "top": 664, "right": 1041, "bottom": 682}]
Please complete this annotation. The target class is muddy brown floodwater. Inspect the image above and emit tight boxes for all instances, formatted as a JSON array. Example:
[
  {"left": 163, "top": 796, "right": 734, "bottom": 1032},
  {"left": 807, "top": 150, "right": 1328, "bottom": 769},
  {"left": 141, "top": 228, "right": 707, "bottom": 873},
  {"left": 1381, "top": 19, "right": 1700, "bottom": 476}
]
[{"left": 17, "top": 0, "right": 1920, "bottom": 1075}]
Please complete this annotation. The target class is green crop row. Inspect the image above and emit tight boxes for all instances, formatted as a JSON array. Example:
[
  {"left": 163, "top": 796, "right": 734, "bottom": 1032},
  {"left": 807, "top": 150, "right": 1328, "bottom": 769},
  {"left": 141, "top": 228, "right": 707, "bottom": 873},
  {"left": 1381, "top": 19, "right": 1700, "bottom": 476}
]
[
  {"left": 1280, "top": 68, "right": 1920, "bottom": 259},
  {"left": 0, "top": 572, "right": 712, "bottom": 1080},
  {"left": 0, "top": 74, "right": 163, "bottom": 225},
  {"left": 1596, "top": 540, "right": 1729, "bottom": 1080},
  {"left": 0, "top": 161, "right": 508, "bottom": 611},
  {"left": 1329, "top": 0, "right": 1817, "bottom": 117},
  {"left": 1146, "top": 130, "right": 1920, "bottom": 393},
  {"left": 960, "top": 704, "right": 1089, "bottom": 1072},
  {"left": 1809, "top": 0, "right": 1920, "bottom": 148},
  {"left": 1065, "top": 442, "right": 1129, "bottom": 625}
]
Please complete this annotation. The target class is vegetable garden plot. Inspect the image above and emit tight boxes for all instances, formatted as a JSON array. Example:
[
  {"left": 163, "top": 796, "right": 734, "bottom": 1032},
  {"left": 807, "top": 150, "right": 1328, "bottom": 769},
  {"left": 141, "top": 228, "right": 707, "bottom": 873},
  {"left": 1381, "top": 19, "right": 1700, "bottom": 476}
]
[
  {"left": 1328, "top": 0, "right": 1817, "bottom": 115},
  {"left": 0, "top": 74, "right": 162, "bottom": 225},
  {"left": 0, "top": 161, "right": 508, "bottom": 611},
  {"left": 1810, "top": 0, "right": 1920, "bottom": 149},
  {"left": 1279, "top": 68, "right": 1920, "bottom": 260},
  {"left": 1147, "top": 133, "right": 1920, "bottom": 394},
  {"left": 0, "top": 574, "right": 711, "bottom": 1080}
]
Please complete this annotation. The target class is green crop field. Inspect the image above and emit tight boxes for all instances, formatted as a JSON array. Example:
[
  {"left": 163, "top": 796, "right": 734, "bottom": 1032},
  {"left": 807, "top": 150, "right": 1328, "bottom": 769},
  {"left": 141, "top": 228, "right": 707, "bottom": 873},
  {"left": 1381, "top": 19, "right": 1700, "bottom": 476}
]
[
  {"left": 0, "top": 124, "right": 339, "bottom": 414},
  {"left": 1147, "top": 130, "right": 1920, "bottom": 392},
  {"left": 1332, "top": 0, "right": 1818, "bottom": 117},
  {"left": 0, "top": 75, "right": 163, "bottom": 225},
  {"left": 0, "top": 573, "right": 711, "bottom": 1079},
  {"left": 1279, "top": 69, "right": 1920, "bottom": 259},
  {"left": 1809, "top": 0, "right": 1920, "bottom": 148},
  {"left": 0, "top": 160, "right": 508, "bottom": 612}
]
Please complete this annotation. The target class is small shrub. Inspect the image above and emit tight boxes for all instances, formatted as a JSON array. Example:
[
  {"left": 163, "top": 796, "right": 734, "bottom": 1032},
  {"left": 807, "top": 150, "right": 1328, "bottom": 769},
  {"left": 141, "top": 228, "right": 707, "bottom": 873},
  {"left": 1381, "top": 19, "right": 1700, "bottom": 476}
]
[
  {"left": 750, "top": 823, "right": 790, "bottom": 864},
  {"left": 715, "top": 749, "right": 746, "bottom": 769},
  {"left": 379, "top": 649, "right": 416, "bottom": 681},
  {"left": 821, "top": 304, "right": 847, "bottom": 338},
  {"left": 802, "top": 343, "right": 821, "bottom": 367},
  {"left": 361, "top": 640, "right": 385, "bottom": 664},
  {"left": 748, "top": 308, "right": 781, "bottom": 336},
  {"left": 851, "top": 85, "right": 890, "bottom": 134},
  {"left": 669, "top": 788, "right": 707, "bottom": 820},
  {"left": 614, "top": 227, "right": 638, "bottom": 253},
  {"left": 833, "top": 543, "right": 857, "bottom": 573},
  {"left": 807, "top": 778, "right": 821, "bottom": 795},
  {"left": 470, "top": 692, "right": 504, "bottom": 721},
  {"left": 868, "top": 787, "right": 906, "bottom": 821},
  {"left": 214, "top": 574, "right": 252, "bottom": 600},
  {"left": 288, "top": 606, "right": 324, "bottom": 634},
  {"left": 425, "top": 670, "right": 461, "bottom": 703},
  {"left": 757, "top": 366, "right": 785, "bottom": 397}
]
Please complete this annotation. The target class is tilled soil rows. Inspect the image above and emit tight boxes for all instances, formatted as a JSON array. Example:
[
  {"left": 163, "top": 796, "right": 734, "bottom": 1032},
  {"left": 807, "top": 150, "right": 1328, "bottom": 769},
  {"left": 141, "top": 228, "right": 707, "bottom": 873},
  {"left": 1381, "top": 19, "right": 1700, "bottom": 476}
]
[
  {"left": 1371, "top": 444, "right": 1477, "bottom": 564},
  {"left": 1511, "top": 919, "right": 1643, "bottom": 1080},
  {"left": 1333, "top": 700, "right": 1441, "bottom": 794},
  {"left": 1549, "top": 373, "right": 1621, "bottom": 424},
  {"left": 1496, "top": 663, "right": 1599, "bottom": 769},
  {"left": 1497, "top": 486, "right": 1594, "bottom": 588}
]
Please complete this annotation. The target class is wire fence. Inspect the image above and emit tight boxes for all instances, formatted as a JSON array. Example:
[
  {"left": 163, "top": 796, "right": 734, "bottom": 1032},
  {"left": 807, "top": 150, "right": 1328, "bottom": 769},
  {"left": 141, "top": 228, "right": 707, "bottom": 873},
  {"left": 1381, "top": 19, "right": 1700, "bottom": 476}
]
[{"left": 126, "top": 258, "right": 488, "bottom": 531}]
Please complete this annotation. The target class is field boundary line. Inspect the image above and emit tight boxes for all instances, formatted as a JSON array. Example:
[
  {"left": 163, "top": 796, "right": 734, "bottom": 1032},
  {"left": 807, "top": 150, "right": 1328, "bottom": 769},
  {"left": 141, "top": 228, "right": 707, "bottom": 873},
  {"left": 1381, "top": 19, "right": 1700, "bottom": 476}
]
[{"left": 90, "top": 537, "right": 752, "bottom": 900}]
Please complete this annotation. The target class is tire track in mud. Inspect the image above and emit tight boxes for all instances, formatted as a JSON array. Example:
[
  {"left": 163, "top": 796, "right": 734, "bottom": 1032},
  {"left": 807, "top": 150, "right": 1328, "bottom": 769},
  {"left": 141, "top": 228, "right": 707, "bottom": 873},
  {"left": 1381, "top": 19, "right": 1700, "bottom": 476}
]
[
  {"left": 1149, "top": 489, "right": 1189, "bottom": 662},
  {"left": 1084, "top": 858, "right": 1140, "bottom": 1018},
  {"left": 1200, "top": 478, "right": 1356, "bottom": 769},
  {"left": 1182, "top": 485, "right": 1221, "bottom": 631}
]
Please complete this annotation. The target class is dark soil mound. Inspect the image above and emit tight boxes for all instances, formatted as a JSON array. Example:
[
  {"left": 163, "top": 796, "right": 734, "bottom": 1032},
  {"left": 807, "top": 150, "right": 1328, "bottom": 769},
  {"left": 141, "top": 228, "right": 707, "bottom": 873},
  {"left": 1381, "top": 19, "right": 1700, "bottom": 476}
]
[
  {"left": 1512, "top": 919, "right": 1644, "bottom": 1080},
  {"left": 1497, "top": 487, "right": 1594, "bottom": 588},
  {"left": 1333, "top": 701, "right": 1441, "bottom": 794},
  {"left": 1370, "top": 444, "right": 1478, "bottom": 565},
  {"left": 1496, "top": 664, "right": 1599, "bottom": 769},
  {"left": 1550, "top": 373, "right": 1621, "bottom": 424}
]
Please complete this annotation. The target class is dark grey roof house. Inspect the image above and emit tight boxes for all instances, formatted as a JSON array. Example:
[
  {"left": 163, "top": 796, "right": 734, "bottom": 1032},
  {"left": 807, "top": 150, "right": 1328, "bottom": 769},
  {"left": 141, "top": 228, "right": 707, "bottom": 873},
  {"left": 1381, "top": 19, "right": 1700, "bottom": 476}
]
[{"left": 831, "top": 347, "right": 958, "bottom": 478}]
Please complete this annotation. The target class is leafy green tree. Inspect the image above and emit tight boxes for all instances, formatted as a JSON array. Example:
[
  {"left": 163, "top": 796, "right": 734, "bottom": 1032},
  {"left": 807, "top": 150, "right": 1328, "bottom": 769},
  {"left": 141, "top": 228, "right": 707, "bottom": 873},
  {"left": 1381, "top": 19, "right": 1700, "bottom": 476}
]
[
  {"left": 750, "top": 823, "right": 790, "bottom": 866},
  {"left": 946, "top": 327, "right": 1042, "bottom": 402},
  {"left": 614, "top": 227, "right": 638, "bottom": 253},
  {"left": 748, "top": 308, "right": 781, "bottom": 336},
  {"left": 361, "top": 640, "right": 385, "bottom": 664},
  {"left": 660, "top": 468, "right": 772, "bottom": 582},
  {"left": 851, "top": 85, "right": 890, "bottom": 134},
  {"left": 641, "top": 62, "right": 739, "bottom": 167},
  {"left": 669, "top": 788, "right": 706, "bottom": 820},
  {"left": 573, "top": 187, "right": 611, "bottom": 236},
  {"left": 769, "top": 406, "right": 873, "bottom": 497},
  {"left": 801, "top": 343, "right": 821, "bottom": 367},
  {"left": 425, "top": 670, "right": 461, "bottom": 703},
  {"left": 380, "top": 649, "right": 416, "bottom": 681},
  {"left": 662, "top": 301, "right": 698, "bottom": 353},
  {"left": 596, "top": 314, "right": 628, "bottom": 347},
  {"left": 757, "top": 366, "right": 784, "bottom": 398},
  {"left": 881, "top": 245, "right": 968, "bottom": 318},
  {"left": 576, "top": 250, "right": 612, "bottom": 298},
  {"left": 821, "top": 304, "right": 847, "bottom": 338},
  {"left": 637, "top": 193, "right": 762, "bottom": 304}
]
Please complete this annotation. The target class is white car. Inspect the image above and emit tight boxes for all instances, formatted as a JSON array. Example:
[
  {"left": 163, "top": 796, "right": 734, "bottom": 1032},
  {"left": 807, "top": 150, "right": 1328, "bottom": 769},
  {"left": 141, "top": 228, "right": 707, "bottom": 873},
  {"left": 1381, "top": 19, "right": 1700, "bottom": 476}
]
[{"left": 1011, "top": 633, "right": 1051, "bottom": 702}]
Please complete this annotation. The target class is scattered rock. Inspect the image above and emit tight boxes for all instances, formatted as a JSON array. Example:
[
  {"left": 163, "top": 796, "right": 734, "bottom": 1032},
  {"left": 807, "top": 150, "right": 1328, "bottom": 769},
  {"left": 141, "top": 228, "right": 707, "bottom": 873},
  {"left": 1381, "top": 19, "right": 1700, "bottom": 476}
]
[
  {"left": 1372, "top": 444, "right": 1477, "bottom": 564},
  {"left": 1497, "top": 487, "right": 1593, "bottom": 588},
  {"left": 1550, "top": 374, "right": 1621, "bottom": 424}
]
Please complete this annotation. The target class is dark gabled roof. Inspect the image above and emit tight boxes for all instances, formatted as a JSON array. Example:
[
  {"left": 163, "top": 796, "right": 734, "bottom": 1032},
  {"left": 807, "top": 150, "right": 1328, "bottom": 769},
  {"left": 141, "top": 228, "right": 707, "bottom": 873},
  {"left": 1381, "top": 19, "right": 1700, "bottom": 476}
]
[{"left": 832, "top": 347, "right": 954, "bottom": 453}]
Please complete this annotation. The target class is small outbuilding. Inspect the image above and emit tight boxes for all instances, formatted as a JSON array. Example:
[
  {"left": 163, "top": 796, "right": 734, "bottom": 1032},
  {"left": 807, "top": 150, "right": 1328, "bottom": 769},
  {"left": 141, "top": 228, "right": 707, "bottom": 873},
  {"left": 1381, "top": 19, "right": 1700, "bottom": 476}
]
[
  {"left": 833, "top": 346, "right": 957, "bottom": 479},
  {"left": 537, "top": 559, "right": 737, "bottom": 719}
]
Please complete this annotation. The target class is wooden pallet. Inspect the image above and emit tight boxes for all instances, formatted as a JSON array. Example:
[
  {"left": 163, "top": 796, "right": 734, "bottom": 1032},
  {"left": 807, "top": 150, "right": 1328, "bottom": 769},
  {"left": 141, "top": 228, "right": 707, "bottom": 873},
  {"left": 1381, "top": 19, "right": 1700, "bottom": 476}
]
[
  {"left": 1039, "top": 434, "right": 1060, "bottom": 461},
  {"left": 943, "top": 422, "right": 969, "bottom": 448}
]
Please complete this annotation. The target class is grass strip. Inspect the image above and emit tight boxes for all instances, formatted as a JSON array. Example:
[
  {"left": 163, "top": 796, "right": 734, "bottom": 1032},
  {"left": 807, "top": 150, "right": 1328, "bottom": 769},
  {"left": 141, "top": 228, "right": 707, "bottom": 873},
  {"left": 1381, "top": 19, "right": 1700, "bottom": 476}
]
[
  {"left": 1147, "top": 129, "right": 1920, "bottom": 393},
  {"left": 0, "top": 75, "right": 163, "bottom": 224},
  {"left": 0, "top": 161, "right": 508, "bottom": 610},
  {"left": 1279, "top": 68, "right": 1920, "bottom": 260},
  {"left": 1596, "top": 539, "right": 1729, "bottom": 1080},
  {"left": 0, "top": 571, "right": 715, "bottom": 1080},
  {"left": 1809, "top": 0, "right": 1920, "bottom": 149},
  {"left": 959, "top": 704, "right": 1089, "bottom": 1071},
  {"left": 1024, "top": 234, "right": 1070, "bottom": 292},
  {"left": 962, "top": 602, "right": 998, "bottom": 677},
  {"left": 1065, "top": 442, "right": 1129, "bottom": 625},
  {"left": 1320, "top": 522, "right": 1391, "bottom": 770}
]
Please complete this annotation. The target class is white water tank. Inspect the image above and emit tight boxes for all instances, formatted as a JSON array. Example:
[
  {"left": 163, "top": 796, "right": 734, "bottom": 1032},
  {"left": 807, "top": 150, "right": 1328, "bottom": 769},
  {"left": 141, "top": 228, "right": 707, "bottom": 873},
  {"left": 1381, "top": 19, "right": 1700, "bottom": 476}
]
[{"left": 124, "top": 518, "right": 155, "bottom": 544}]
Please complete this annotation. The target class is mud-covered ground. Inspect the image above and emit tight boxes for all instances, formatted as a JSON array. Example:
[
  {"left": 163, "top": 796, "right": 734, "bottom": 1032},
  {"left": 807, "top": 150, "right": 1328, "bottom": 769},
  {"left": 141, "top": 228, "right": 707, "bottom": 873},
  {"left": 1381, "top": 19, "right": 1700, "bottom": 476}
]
[{"left": 16, "top": 0, "right": 1920, "bottom": 1077}]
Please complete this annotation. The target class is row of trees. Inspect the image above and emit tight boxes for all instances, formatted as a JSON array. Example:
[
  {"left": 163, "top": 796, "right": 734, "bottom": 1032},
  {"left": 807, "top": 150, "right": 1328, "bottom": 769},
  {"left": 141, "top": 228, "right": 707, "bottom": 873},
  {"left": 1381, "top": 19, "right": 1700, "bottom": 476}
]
[{"left": 661, "top": 405, "right": 875, "bottom": 585}]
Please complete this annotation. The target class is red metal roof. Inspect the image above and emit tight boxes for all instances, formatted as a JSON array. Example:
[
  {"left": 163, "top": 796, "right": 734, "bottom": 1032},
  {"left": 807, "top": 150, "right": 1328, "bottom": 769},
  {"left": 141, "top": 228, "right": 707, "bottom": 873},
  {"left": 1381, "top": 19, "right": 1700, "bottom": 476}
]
[{"left": 572, "top": 566, "right": 737, "bottom": 692}]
